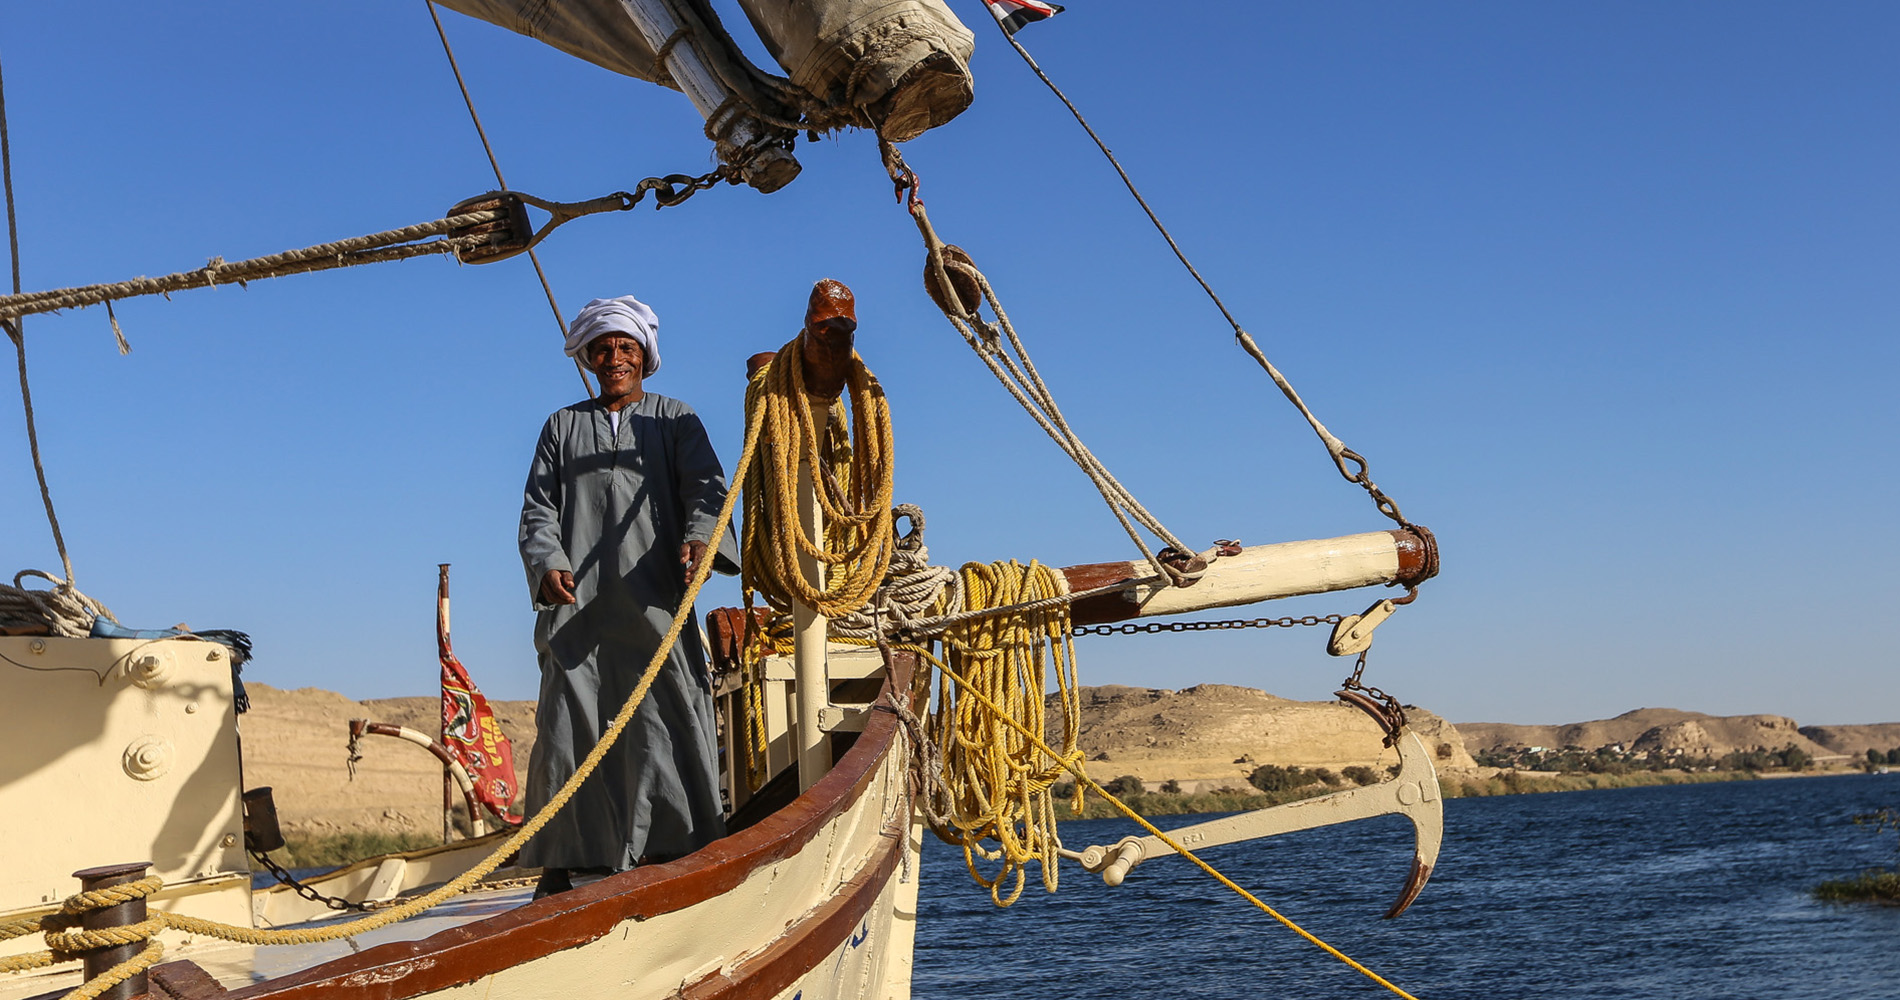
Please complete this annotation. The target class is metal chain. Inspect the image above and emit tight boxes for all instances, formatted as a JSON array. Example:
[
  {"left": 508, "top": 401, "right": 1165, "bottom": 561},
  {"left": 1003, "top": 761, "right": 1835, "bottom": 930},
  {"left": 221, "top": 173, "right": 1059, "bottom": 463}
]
[
  {"left": 1076, "top": 616, "right": 1413, "bottom": 735},
  {"left": 249, "top": 851, "right": 370, "bottom": 913},
  {"left": 1339, "top": 649, "right": 1408, "bottom": 734},
  {"left": 1073, "top": 614, "right": 1344, "bottom": 636},
  {"left": 630, "top": 167, "right": 739, "bottom": 208}
]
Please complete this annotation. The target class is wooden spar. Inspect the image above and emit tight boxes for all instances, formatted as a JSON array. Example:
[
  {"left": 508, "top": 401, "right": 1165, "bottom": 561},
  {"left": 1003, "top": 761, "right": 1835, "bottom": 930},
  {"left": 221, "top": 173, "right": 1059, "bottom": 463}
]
[{"left": 1063, "top": 526, "right": 1438, "bottom": 625}]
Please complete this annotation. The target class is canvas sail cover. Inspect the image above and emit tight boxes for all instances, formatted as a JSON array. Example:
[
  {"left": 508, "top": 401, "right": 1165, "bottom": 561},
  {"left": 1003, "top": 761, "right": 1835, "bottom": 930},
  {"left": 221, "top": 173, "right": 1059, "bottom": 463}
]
[
  {"left": 433, "top": 0, "right": 974, "bottom": 141},
  {"left": 433, "top": 0, "right": 674, "bottom": 85},
  {"left": 732, "top": 0, "right": 974, "bottom": 140}
]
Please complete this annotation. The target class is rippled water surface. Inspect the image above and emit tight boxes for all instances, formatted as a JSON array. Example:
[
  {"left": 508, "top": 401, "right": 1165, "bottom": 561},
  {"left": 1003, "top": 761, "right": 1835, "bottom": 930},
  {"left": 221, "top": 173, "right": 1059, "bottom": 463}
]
[{"left": 912, "top": 773, "right": 1900, "bottom": 999}]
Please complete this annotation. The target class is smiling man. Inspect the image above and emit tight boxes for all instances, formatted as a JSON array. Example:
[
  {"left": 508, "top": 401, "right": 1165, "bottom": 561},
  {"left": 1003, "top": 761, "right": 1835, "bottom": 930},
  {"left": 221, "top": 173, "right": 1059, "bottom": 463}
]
[{"left": 517, "top": 294, "right": 739, "bottom": 897}]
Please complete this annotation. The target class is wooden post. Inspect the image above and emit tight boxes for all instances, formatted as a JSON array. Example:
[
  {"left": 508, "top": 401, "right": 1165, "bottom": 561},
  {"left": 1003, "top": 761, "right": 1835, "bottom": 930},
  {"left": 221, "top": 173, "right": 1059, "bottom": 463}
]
[
  {"left": 71, "top": 862, "right": 151, "bottom": 1000},
  {"left": 792, "top": 398, "right": 832, "bottom": 792}
]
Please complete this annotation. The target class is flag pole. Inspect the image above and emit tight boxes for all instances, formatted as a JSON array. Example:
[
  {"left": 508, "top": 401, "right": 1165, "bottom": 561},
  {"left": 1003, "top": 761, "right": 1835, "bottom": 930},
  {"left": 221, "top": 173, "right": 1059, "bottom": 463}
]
[{"left": 438, "top": 563, "right": 453, "bottom": 845}]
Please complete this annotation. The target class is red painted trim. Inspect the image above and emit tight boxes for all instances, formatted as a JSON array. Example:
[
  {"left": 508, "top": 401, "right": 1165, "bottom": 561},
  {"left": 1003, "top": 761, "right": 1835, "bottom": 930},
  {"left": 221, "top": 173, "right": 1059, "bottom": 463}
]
[{"left": 211, "top": 658, "right": 913, "bottom": 1000}]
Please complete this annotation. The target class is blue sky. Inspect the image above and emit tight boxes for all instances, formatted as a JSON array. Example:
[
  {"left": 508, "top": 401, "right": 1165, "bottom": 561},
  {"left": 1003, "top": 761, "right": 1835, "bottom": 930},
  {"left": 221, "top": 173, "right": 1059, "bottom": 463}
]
[{"left": 1, "top": 2, "right": 1893, "bottom": 725}]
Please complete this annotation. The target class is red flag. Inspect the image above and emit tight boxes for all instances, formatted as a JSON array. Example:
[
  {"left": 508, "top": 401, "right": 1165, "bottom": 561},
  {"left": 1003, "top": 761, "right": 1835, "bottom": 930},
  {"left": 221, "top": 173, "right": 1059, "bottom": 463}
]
[{"left": 438, "top": 565, "right": 520, "bottom": 822}]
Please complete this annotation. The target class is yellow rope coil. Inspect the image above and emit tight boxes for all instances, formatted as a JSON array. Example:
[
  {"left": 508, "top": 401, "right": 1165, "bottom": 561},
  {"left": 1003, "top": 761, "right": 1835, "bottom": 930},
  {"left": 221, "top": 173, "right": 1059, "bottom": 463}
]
[
  {"left": 924, "top": 560, "right": 1085, "bottom": 906},
  {"left": 920, "top": 648, "right": 1423, "bottom": 1000},
  {"left": 740, "top": 336, "right": 895, "bottom": 619}
]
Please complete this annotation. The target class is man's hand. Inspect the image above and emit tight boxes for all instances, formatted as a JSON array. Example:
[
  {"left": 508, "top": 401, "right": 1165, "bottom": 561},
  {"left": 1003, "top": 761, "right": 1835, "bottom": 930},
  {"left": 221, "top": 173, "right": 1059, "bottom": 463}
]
[
  {"left": 540, "top": 569, "right": 577, "bottom": 605},
  {"left": 680, "top": 540, "right": 709, "bottom": 586}
]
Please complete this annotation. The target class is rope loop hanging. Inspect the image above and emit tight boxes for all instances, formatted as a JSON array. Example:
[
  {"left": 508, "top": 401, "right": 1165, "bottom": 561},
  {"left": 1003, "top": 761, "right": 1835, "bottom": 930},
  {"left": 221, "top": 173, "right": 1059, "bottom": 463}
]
[{"left": 739, "top": 336, "right": 897, "bottom": 619}]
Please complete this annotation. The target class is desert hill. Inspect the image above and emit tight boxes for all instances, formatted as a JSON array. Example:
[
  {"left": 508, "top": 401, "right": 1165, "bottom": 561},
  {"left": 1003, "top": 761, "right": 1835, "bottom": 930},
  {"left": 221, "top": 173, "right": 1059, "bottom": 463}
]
[
  {"left": 1453, "top": 708, "right": 1889, "bottom": 761},
  {"left": 1798, "top": 723, "right": 1900, "bottom": 759},
  {"left": 237, "top": 681, "right": 1895, "bottom": 840},
  {"left": 240, "top": 683, "right": 537, "bottom": 837},
  {"left": 1047, "top": 684, "right": 1474, "bottom": 791}
]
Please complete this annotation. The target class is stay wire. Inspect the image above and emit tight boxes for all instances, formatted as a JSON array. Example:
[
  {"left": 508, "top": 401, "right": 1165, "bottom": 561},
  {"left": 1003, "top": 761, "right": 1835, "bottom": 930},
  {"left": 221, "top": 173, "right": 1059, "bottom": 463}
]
[
  {"left": 424, "top": 1, "right": 593, "bottom": 398},
  {"left": 994, "top": 25, "right": 1413, "bottom": 528},
  {"left": 0, "top": 47, "right": 78, "bottom": 588}
]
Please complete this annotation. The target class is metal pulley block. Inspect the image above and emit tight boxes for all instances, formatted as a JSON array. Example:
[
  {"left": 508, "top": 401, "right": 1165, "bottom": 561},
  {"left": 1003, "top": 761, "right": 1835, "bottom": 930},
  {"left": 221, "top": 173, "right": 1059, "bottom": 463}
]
[
  {"left": 1328, "top": 597, "right": 1399, "bottom": 656},
  {"left": 444, "top": 191, "right": 533, "bottom": 264}
]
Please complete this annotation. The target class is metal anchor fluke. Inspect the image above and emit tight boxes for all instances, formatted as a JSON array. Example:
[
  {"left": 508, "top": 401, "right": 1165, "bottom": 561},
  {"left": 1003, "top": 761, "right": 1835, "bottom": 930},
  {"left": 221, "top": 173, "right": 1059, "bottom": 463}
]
[{"left": 1073, "top": 712, "right": 1443, "bottom": 918}]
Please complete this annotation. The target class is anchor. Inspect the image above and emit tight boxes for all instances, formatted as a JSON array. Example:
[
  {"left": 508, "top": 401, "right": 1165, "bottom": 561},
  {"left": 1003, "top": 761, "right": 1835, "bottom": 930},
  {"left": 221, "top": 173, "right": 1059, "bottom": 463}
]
[{"left": 1070, "top": 695, "right": 1444, "bottom": 918}]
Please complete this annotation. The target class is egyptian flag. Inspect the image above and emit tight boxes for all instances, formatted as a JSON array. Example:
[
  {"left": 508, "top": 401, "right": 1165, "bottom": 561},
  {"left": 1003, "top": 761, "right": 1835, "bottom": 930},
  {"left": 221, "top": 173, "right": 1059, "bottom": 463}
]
[
  {"left": 987, "top": 0, "right": 1064, "bottom": 35},
  {"left": 437, "top": 566, "right": 521, "bottom": 822}
]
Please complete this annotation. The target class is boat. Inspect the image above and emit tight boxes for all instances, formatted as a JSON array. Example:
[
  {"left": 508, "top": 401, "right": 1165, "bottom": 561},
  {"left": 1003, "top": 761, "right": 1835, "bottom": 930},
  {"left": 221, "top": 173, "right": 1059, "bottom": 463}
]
[{"left": 0, "top": 4, "right": 1444, "bottom": 998}]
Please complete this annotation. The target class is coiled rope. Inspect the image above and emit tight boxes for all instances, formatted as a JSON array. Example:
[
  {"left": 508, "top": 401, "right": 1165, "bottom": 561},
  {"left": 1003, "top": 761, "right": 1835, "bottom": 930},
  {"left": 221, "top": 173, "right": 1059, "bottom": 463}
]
[
  {"left": 739, "top": 336, "right": 896, "bottom": 619},
  {"left": 0, "top": 876, "right": 167, "bottom": 1000},
  {"left": 922, "top": 560, "right": 1083, "bottom": 906},
  {"left": 909, "top": 647, "right": 1424, "bottom": 1000},
  {"left": 827, "top": 504, "right": 957, "bottom": 640}
]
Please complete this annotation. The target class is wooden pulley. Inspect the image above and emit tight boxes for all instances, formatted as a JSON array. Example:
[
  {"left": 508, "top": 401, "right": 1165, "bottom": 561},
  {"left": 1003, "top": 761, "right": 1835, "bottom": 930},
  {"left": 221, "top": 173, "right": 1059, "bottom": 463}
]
[
  {"left": 922, "top": 243, "right": 982, "bottom": 315},
  {"left": 444, "top": 191, "right": 533, "bottom": 265}
]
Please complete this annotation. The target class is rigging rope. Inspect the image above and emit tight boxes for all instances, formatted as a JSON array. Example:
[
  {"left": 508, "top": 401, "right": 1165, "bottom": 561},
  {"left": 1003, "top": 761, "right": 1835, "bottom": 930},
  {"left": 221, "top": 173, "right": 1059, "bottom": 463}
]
[
  {"left": 988, "top": 24, "right": 1414, "bottom": 529},
  {"left": 423, "top": 0, "right": 592, "bottom": 398},
  {"left": 827, "top": 503, "right": 957, "bottom": 639},
  {"left": 878, "top": 141, "right": 1193, "bottom": 586},
  {"left": 0, "top": 210, "right": 502, "bottom": 322},
  {"left": 0, "top": 47, "right": 116, "bottom": 638}
]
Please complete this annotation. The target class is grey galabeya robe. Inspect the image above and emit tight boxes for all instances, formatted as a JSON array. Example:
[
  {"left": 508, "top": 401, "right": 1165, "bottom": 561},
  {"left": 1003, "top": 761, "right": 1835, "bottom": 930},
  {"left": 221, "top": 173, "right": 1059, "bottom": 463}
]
[{"left": 518, "top": 393, "right": 739, "bottom": 870}]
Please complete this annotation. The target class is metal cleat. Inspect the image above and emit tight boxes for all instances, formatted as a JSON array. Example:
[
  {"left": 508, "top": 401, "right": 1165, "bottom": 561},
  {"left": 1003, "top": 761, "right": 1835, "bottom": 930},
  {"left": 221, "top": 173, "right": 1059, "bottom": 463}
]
[{"left": 1074, "top": 701, "right": 1443, "bottom": 918}]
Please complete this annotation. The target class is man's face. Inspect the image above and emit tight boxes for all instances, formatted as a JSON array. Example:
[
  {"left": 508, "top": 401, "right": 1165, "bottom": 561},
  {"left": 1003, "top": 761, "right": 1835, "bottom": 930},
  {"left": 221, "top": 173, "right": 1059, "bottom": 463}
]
[{"left": 586, "top": 332, "right": 644, "bottom": 398}]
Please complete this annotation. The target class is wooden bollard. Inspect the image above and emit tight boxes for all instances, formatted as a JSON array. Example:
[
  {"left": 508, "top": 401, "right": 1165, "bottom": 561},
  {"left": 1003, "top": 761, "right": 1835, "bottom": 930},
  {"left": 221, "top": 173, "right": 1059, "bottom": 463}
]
[{"left": 72, "top": 862, "right": 152, "bottom": 1000}]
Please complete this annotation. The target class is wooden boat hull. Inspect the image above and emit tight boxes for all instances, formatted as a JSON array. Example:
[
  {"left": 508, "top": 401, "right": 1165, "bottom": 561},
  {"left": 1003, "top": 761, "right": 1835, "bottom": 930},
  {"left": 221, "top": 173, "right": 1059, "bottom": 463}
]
[{"left": 1, "top": 638, "right": 921, "bottom": 1000}]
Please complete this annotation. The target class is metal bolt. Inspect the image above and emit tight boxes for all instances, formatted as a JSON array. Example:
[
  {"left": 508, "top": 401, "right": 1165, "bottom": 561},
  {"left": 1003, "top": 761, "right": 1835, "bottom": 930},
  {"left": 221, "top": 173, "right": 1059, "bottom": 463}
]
[
  {"left": 28, "top": 638, "right": 46, "bottom": 654},
  {"left": 185, "top": 702, "right": 199, "bottom": 714},
  {"left": 205, "top": 646, "right": 223, "bottom": 661},
  {"left": 220, "top": 833, "right": 236, "bottom": 848}
]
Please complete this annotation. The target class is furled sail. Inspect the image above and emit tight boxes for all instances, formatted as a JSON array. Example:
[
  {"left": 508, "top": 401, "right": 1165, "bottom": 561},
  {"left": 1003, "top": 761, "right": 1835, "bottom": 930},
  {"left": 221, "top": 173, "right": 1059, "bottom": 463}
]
[
  {"left": 731, "top": 0, "right": 975, "bottom": 142},
  {"left": 432, "top": 0, "right": 974, "bottom": 189}
]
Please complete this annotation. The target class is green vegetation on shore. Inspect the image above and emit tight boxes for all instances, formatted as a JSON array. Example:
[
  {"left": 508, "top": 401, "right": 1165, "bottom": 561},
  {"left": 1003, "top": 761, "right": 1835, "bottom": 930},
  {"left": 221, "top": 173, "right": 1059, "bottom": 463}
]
[
  {"left": 1475, "top": 742, "right": 1838, "bottom": 775},
  {"left": 1814, "top": 807, "right": 1899, "bottom": 906},
  {"left": 1814, "top": 871, "right": 1900, "bottom": 904},
  {"left": 276, "top": 830, "right": 442, "bottom": 869}
]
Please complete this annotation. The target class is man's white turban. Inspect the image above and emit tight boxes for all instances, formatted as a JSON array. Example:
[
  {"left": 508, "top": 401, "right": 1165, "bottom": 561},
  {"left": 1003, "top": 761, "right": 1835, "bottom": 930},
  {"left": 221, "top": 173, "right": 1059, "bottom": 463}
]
[{"left": 565, "top": 295, "right": 660, "bottom": 376}]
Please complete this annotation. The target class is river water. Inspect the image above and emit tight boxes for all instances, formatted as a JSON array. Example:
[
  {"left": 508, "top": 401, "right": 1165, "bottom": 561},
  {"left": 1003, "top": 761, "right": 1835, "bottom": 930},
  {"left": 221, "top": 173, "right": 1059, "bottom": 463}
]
[{"left": 912, "top": 772, "right": 1900, "bottom": 999}]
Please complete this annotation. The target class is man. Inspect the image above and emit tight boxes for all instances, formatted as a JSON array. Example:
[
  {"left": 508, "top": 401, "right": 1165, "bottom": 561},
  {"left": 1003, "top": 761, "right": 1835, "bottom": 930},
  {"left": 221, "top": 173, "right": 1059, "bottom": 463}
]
[{"left": 518, "top": 294, "right": 739, "bottom": 897}]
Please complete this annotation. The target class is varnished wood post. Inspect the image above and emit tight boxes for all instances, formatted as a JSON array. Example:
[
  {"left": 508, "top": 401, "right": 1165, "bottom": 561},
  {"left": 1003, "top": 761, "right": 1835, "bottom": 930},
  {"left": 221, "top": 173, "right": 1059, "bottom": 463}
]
[
  {"left": 72, "top": 862, "right": 151, "bottom": 1000},
  {"left": 792, "top": 398, "right": 831, "bottom": 792}
]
